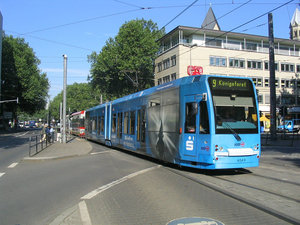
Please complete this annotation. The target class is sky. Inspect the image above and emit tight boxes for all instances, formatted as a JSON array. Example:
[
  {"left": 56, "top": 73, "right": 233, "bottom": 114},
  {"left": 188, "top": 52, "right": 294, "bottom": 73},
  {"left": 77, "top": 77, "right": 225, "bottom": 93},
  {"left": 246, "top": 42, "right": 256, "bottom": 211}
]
[{"left": 0, "top": 0, "right": 299, "bottom": 101}]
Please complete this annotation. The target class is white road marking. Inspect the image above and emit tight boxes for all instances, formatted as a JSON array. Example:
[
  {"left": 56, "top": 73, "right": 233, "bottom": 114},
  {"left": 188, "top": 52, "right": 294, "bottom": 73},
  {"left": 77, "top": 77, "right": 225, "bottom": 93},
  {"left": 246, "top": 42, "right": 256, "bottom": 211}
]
[
  {"left": 0, "top": 173, "right": 5, "bottom": 178},
  {"left": 8, "top": 163, "right": 18, "bottom": 168},
  {"left": 81, "top": 165, "right": 161, "bottom": 200},
  {"left": 78, "top": 201, "right": 92, "bottom": 225},
  {"left": 17, "top": 131, "right": 29, "bottom": 137},
  {"left": 91, "top": 150, "right": 116, "bottom": 155}
]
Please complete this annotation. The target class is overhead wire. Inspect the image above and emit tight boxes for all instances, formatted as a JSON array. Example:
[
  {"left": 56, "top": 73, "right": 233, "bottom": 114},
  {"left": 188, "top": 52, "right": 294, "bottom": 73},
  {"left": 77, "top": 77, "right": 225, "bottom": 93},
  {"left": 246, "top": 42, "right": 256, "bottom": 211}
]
[
  {"left": 3, "top": 1, "right": 295, "bottom": 62},
  {"left": 21, "top": 9, "right": 142, "bottom": 35},
  {"left": 160, "top": 0, "right": 198, "bottom": 30}
]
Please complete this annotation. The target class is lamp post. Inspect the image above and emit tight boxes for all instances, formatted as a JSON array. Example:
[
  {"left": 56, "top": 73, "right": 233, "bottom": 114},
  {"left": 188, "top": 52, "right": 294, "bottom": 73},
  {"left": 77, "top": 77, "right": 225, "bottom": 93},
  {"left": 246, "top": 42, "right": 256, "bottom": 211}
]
[{"left": 62, "top": 55, "right": 67, "bottom": 143}]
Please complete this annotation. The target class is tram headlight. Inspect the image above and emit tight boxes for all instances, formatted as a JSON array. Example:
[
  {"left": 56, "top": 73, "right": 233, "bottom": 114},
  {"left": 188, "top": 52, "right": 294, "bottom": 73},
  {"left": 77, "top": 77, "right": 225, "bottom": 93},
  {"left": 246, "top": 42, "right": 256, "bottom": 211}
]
[
  {"left": 254, "top": 143, "right": 259, "bottom": 150},
  {"left": 219, "top": 146, "right": 224, "bottom": 151}
]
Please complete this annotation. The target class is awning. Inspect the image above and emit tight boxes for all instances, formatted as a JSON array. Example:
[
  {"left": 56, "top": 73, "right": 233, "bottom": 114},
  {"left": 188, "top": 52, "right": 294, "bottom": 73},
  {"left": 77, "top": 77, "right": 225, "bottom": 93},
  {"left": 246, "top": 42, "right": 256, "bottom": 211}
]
[{"left": 260, "top": 116, "right": 270, "bottom": 122}]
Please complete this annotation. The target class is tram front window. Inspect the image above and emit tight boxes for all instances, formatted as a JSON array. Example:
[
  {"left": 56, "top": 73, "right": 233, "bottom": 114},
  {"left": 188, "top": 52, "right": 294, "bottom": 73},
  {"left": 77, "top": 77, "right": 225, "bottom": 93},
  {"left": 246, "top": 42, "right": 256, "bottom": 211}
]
[{"left": 214, "top": 95, "right": 258, "bottom": 134}]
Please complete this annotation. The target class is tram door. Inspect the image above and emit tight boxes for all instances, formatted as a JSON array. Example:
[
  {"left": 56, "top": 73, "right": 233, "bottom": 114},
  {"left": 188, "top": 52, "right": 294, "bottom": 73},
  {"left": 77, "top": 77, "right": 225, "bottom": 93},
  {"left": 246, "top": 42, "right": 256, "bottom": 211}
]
[
  {"left": 183, "top": 95, "right": 198, "bottom": 157},
  {"left": 137, "top": 106, "right": 146, "bottom": 152}
]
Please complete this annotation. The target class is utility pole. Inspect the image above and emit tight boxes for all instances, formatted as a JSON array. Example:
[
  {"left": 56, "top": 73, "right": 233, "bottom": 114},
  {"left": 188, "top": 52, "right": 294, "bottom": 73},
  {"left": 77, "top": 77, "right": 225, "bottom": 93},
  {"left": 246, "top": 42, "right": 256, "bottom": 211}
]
[
  {"left": 60, "top": 102, "right": 62, "bottom": 143},
  {"left": 269, "top": 13, "right": 277, "bottom": 141},
  {"left": 62, "top": 55, "right": 67, "bottom": 143}
]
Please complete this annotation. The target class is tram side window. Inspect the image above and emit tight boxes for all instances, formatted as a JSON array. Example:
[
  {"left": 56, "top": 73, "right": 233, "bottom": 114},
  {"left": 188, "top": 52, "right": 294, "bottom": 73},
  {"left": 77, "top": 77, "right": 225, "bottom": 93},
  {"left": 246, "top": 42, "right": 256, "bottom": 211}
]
[
  {"left": 112, "top": 114, "right": 116, "bottom": 133},
  {"left": 141, "top": 108, "right": 146, "bottom": 142},
  {"left": 185, "top": 102, "right": 197, "bottom": 133},
  {"left": 124, "top": 112, "right": 129, "bottom": 134},
  {"left": 149, "top": 98, "right": 160, "bottom": 107},
  {"left": 92, "top": 117, "right": 96, "bottom": 131},
  {"left": 100, "top": 116, "right": 104, "bottom": 132},
  {"left": 97, "top": 116, "right": 100, "bottom": 135},
  {"left": 118, "top": 113, "right": 123, "bottom": 138},
  {"left": 200, "top": 101, "right": 210, "bottom": 134},
  {"left": 130, "top": 111, "right": 135, "bottom": 135},
  {"left": 137, "top": 110, "right": 141, "bottom": 141}
]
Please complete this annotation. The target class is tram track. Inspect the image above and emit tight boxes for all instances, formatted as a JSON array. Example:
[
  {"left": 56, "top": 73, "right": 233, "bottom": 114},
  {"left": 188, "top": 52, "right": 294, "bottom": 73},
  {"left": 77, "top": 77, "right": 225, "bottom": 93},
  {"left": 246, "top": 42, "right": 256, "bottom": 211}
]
[
  {"left": 210, "top": 172, "right": 300, "bottom": 204},
  {"left": 165, "top": 166, "right": 300, "bottom": 225},
  {"left": 236, "top": 168, "right": 300, "bottom": 186}
]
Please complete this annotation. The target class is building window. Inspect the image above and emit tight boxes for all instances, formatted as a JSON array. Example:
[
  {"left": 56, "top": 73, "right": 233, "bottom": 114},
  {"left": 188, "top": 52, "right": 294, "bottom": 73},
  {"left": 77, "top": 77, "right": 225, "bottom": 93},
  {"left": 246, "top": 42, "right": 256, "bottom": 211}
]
[
  {"left": 163, "top": 59, "right": 170, "bottom": 70},
  {"left": 171, "top": 73, "right": 176, "bottom": 80},
  {"left": 210, "top": 56, "right": 227, "bottom": 67},
  {"left": 157, "top": 63, "right": 162, "bottom": 72},
  {"left": 171, "top": 55, "right": 176, "bottom": 66},
  {"left": 281, "top": 63, "right": 295, "bottom": 72},
  {"left": 229, "top": 58, "right": 245, "bottom": 68},
  {"left": 281, "top": 79, "right": 290, "bottom": 88},
  {"left": 247, "top": 60, "right": 262, "bottom": 69},
  {"left": 264, "top": 61, "right": 279, "bottom": 71},
  {"left": 157, "top": 78, "right": 162, "bottom": 85},
  {"left": 297, "top": 64, "right": 300, "bottom": 73},
  {"left": 226, "top": 40, "right": 241, "bottom": 50},
  {"left": 264, "top": 78, "right": 279, "bottom": 87},
  {"left": 264, "top": 61, "right": 269, "bottom": 70},
  {"left": 206, "top": 38, "right": 222, "bottom": 47},
  {"left": 275, "top": 78, "right": 279, "bottom": 87},
  {"left": 244, "top": 42, "right": 257, "bottom": 51},
  {"left": 163, "top": 75, "right": 170, "bottom": 83},
  {"left": 258, "top": 94, "right": 263, "bottom": 104},
  {"left": 252, "top": 77, "right": 263, "bottom": 87},
  {"left": 265, "top": 78, "right": 269, "bottom": 87}
]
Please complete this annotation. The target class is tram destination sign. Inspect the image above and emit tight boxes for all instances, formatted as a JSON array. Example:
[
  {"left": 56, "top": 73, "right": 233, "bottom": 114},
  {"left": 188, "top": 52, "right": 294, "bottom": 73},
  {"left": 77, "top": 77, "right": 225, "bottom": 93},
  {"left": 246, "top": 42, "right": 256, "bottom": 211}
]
[{"left": 209, "top": 77, "right": 252, "bottom": 91}]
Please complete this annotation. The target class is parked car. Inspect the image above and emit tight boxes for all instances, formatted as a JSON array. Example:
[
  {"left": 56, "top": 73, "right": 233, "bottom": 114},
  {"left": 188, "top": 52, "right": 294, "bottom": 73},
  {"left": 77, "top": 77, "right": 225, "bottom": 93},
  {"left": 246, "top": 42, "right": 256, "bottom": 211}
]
[{"left": 18, "top": 122, "right": 24, "bottom": 128}]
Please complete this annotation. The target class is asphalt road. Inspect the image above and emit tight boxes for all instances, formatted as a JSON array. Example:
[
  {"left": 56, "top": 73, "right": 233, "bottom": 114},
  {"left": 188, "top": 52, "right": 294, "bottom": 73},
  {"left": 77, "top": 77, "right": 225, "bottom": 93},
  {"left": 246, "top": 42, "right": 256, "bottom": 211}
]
[
  {"left": 1, "top": 130, "right": 299, "bottom": 225},
  {"left": 0, "top": 131, "right": 158, "bottom": 225}
]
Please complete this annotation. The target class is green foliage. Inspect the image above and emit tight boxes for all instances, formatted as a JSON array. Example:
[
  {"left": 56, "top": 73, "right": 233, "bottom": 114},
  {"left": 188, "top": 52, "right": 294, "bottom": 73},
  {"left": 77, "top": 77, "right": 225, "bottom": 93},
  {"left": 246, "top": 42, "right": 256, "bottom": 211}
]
[
  {"left": 49, "top": 82, "right": 101, "bottom": 121},
  {"left": 1, "top": 32, "right": 50, "bottom": 115},
  {"left": 88, "top": 19, "right": 165, "bottom": 98}
]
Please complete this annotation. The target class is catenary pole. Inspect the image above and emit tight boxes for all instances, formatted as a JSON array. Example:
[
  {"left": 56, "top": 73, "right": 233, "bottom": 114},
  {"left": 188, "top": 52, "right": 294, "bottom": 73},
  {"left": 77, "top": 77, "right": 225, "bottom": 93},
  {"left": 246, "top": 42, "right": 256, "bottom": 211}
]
[
  {"left": 63, "top": 55, "right": 67, "bottom": 143},
  {"left": 268, "top": 13, "right": 277, "bottom": 141},
  {"left": 60, "top": 102, "right": 62, "bottom": 143}
]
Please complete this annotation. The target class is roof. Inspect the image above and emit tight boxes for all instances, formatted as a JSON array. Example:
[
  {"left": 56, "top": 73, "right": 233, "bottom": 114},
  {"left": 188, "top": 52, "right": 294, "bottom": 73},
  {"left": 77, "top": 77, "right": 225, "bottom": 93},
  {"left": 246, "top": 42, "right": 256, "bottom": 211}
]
[
  {"left": 201, "top": 7, "right": 220, "bottom": 30},
  {"left": 291, "top": 7, "right": 300, "bottom": 26},
  {"left": 157, "top": 25, "right": 300, "bottom": 45}
]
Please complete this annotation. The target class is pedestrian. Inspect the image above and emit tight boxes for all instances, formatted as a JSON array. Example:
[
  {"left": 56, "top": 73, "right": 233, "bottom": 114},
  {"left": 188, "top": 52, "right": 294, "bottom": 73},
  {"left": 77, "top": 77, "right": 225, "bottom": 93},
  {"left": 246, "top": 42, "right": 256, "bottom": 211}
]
[
  {"left": 49, "top": 125, "right": 54, "bottom": 142},
  {"left": 41, "top": 124, "right": 47, "bottom": 142},
  {"left": 46, "top": 125, "right": 50, "bottom": 143}
]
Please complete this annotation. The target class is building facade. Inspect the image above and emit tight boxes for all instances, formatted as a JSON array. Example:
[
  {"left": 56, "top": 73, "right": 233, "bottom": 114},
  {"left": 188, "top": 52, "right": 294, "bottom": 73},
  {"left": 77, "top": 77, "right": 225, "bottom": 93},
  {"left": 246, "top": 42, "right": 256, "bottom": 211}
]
[{"left": 154, "top": 7, "right": 300, "bottom": 129}]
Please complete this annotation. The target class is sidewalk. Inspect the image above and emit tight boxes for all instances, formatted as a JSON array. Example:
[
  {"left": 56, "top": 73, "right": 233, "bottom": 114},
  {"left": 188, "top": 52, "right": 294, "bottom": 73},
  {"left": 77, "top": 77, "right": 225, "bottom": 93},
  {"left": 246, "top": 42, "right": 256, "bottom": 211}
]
[{"left": 23, "top": 137, "right": 93, "bottom": 161}]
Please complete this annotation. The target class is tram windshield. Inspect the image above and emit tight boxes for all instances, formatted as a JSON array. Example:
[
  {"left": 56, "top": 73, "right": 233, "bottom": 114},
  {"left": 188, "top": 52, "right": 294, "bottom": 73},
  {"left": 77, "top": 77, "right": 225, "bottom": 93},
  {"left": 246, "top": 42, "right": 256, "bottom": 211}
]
[{"left": 208, "top": 77, "right": 259, "bottom": 134}]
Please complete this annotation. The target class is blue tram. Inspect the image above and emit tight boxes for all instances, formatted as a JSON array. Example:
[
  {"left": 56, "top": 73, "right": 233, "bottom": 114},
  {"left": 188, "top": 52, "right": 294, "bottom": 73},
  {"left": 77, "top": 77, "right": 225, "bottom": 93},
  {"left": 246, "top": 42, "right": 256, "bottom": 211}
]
[{"left": 85, "top": 75, "right": 260, "bottom": 169}]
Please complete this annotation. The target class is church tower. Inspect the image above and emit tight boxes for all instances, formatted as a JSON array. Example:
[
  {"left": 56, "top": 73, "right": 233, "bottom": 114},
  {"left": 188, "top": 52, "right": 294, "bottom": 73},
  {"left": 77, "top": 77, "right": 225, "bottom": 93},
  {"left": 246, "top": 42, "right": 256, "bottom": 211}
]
[
  {"left": 201, "top": 7, "right": 221, "bottom": 30},
  {"left": 290, "top": 7, "right": 300, "bottom": 40}
]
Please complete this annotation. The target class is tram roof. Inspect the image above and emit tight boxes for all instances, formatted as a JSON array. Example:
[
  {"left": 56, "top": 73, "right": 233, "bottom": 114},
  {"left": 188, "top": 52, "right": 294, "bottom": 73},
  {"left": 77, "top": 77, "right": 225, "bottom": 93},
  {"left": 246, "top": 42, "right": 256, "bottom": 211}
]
[{"left": 85, "top": 74, "right": 251, "bottom": 112}]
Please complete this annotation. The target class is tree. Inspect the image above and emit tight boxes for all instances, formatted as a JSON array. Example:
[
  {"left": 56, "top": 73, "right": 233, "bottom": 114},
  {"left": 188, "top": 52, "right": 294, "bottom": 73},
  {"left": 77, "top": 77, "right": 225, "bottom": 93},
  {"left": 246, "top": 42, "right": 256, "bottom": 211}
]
[
  {"left": 49, "top": 82, "right": 100, "bottom": 121},
  {"left": 1, "top": 32, "right": 50, "bottom": 116},
  {"left": 88, "top": 19, "right": 165, "bottom": 98}
]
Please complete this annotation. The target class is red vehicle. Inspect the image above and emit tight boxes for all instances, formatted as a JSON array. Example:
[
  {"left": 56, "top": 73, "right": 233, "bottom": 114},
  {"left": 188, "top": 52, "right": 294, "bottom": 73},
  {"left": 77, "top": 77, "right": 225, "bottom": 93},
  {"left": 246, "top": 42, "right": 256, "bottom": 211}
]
[{"left": 69, "top": 110, "right": 85, "bottom": 137}]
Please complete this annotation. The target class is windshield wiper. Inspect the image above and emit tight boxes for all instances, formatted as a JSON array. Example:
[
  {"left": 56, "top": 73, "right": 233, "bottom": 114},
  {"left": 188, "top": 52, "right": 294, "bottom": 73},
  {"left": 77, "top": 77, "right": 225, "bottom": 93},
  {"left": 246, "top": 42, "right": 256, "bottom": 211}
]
[{"left": 217, "top": 114, "right": 241, "bottom": 141}]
